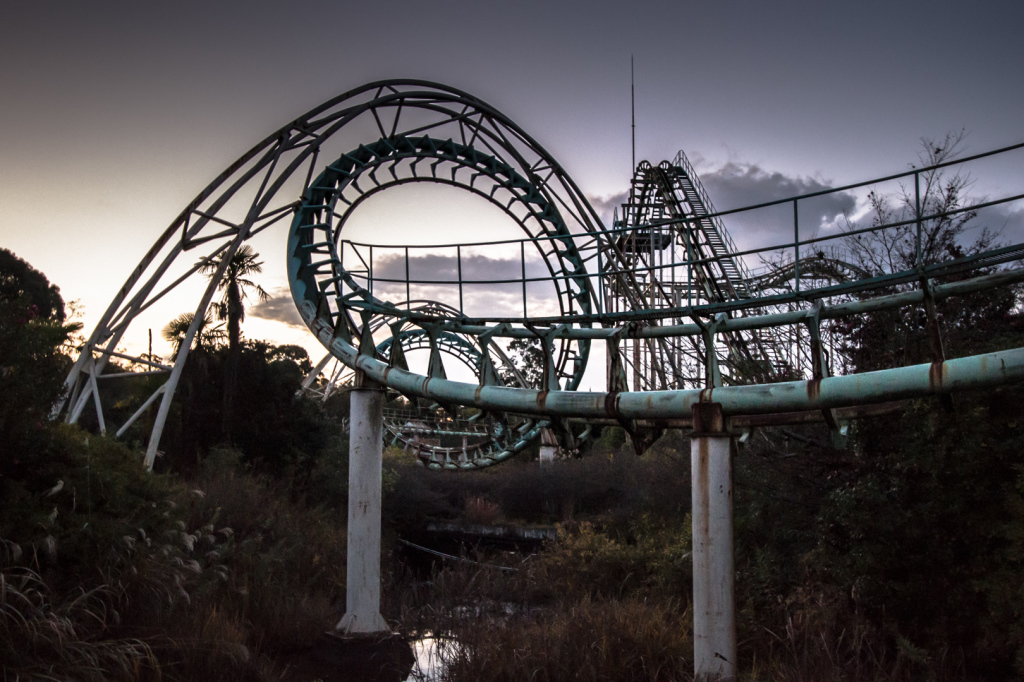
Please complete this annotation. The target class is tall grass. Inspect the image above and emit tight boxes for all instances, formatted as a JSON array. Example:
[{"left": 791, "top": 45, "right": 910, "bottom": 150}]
[
  {"left": 1, "top": 557, "right": 156, "bottom": 680},
  {"left": 0, "top": 421, "right": 991, "bottom": 681},
  {"left": 384, "top": 444, "right": 691, "bottom": 533},
  {"left": 442, "top": 596, "right": 693, "bottom": 682},
  {"left": 382, "top": 515, "right": 696, "bottom": 682},
  {"left": 1, "top": 429, "right": 351, "bottom": 681},
  {"left": 383, "top": 504, "right": 969, "bottom": 682},
  {"left": 193, "top": 467, "right": 347, "bottom": 644}
]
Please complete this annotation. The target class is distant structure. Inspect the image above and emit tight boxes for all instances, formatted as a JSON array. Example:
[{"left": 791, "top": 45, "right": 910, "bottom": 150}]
[{"left": 60, "top": 81, "right": 1024, "bottom": 680}]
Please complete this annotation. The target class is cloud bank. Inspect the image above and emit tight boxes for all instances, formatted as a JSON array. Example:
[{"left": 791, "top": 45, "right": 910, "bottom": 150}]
[
  {"left": 250, "top": 288, "right": 306, "bottom": 328},
  {"left": 588, "top": 161, "right": 859, "bottom": 255}
]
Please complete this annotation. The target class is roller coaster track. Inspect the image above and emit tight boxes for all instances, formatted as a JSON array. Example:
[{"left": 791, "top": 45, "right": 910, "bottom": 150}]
[
  {"left": 605, "top": 152, "right": 790, "bottom": 390},
  {"left": 302, "top": 323, "right": 544, "bottom": 468},
  {"left": 57, "top": 79, "right": 1024, "bottom": 470}
]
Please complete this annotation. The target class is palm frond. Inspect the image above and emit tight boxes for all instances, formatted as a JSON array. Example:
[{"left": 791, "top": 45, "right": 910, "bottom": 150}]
[
  {"left": 194, "top": 246, "right": 267, "bottom": 345},
  {"left": 162, "top": 311, "right": 222, "bottom": 353}
]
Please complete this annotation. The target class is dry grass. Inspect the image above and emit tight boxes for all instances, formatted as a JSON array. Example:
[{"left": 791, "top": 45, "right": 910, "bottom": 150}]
[
  {"left": 0, "top": 427, "right": 982, "bottom": 682},
  {"left": 740, "top": 584, "right": 967, "bottom": 682},
  {"left": 383, "top": 518, "right": 972, "bottom": 682},
  {"left": 440, "top": 597, "right": 693, "bottom": 682},
  {"left": 463, "top": 496, "right": 502, "bottom": 525},
  {"left": 180, "top": 461, "right": 348, "bottom": 654},
  {"left": 0, "top": 566, "right": 156, "bottom": 681},
  {"left": 384, "top": 533, "right": 695, "bottom": 682},
  {"left": 0, "top": 434, "right": 351, "bottom": 682}
]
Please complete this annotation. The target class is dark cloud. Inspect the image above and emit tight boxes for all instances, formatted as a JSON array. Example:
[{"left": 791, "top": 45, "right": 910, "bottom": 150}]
[
  {"left": 250, "top": 288, "right": 305, "bottom": 328},
  {"left": 979, "top": 203, "right": 1024, "bottom": 247},
  {"left": 252, "top": 253, "right": 567, "bottom": 324},
  {"left": 377, "top": 252, "right": 563, "bottom": 318},
  {"left": 701, "top": 162, "right": 855, "bottom": 214},
  {"left": 697, "top": 162, "right": 859, "bottom": 252},
  {"left": 239, "top": 199, "right": 1024, "bottom": 331},
  {"left": 373, "top": 252, "right": 553, "bottom": 284},
  {"left": 299, "top": 253, "right": 564, "bottom": 319},
  {"left": 588, "top": 164, "right": 859, "bottom": 258}
]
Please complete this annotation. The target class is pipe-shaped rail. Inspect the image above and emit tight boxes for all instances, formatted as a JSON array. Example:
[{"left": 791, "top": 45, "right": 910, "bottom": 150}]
[
  {"left": 297, "top": 298, "right": 1024, "bottom": 420},
  {"left": 335, "top": 263, "right": 1024, "bottom": 343}
]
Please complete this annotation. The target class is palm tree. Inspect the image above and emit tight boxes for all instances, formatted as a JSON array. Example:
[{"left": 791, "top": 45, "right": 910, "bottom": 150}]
[
  {"left": 162, "top": 311, "right": 225, "bottom": 471},
  {"left": 162, "top": 311, "right": 224, "bottom": 354},
  {"left": 198, "top": 245, "right": 269, "bottom": 440}
]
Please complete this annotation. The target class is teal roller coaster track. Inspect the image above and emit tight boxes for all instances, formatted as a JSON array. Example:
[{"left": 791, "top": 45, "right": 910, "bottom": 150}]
[{"left": 60, "top": 80, "right": 1024, "bottom": 469}]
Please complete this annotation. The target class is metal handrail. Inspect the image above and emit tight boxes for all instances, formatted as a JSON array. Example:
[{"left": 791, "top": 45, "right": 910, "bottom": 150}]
[
  {"left": 671, "top": 149, "right": 755, "bottom": 285},
  {"left": 334, "top": 143, "right": 1024, "bottom": 321}
]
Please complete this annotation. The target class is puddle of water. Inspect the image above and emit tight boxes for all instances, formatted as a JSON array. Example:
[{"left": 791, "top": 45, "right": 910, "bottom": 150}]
[
  {"left": 403, "top": 603, "right": 530, "bottom": 680},
  {"left": 405, "top": 633, "right": 459, "bottom": 682}
]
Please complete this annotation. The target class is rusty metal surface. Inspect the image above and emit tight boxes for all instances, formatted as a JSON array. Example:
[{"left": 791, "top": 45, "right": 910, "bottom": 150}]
[{"left": 298, "top": 293, "right": 1024, "bottom": 419}]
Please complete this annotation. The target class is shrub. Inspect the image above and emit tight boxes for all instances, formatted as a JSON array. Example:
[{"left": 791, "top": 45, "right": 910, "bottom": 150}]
[
  {"left": 464, "top": 496, "right": 502, "bottom": 525},
  {"left": 534, "top": 519, "right": 692, "bottom": 602},
  {"left": 180, "top": 457, "right": 349, "bottom": 655},
  {"left": 441, "top": 597, "right": 692, "bottom": 682}
]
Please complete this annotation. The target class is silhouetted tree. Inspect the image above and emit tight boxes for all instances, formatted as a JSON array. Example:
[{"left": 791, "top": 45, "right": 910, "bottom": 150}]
[
  {"left": 162, "top": 311, "right": 224, "bottom": 354},
  {"left": 0, "top": 250, "right": 80, "bottom": 477},
  {"left": 199, "top": 245, "right": 268, "bottom": 441},
  {"left": 0, "top": 248, "right": 66, "bottom": 322},
  {"left": 501, "top": 337, "right": 545, "bottom": 388},
  {"left": 839, "top": 131, "right": 1017, "bottom": 371},
  {"left": 844, "top": 131, "right": 990, "bottom": 275}
]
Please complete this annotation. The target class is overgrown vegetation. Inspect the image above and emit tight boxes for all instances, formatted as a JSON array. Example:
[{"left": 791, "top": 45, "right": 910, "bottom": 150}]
[
  {"left": 378, "top": 388, "right": 1024, "bottom": 681},
  {"left": 1, "top": 248, "right": 352, "bottom": 680},
  {"left": 2, "top": 135, "right": 1024, "bottom": 680}
]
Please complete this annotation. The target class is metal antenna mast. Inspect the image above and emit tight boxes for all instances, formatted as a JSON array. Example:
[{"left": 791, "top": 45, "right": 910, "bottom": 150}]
[{"left": 631, "top": 55, "right": 636, "bottom": 172}]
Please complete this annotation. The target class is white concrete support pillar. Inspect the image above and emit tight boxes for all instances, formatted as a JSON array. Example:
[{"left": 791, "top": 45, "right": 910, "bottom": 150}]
[
  {"left": 538, "top": 427, "right": 558, "bottom": 466},
  {"left": 337, "top": 385, "right": 389, "bottom": 634},
  {"left": 690, "top": 402, "right": 737, "bottom": 681}
]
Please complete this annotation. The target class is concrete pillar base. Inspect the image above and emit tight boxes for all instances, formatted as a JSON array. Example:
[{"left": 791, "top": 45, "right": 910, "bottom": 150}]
[{"left": 336, "top": 612, "right": 390, "bottom": 635}]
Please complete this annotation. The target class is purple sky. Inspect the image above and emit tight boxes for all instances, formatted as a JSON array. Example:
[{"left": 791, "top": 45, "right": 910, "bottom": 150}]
[{"left": 2, "top": 0, "right": 1023, "bottom": 367}]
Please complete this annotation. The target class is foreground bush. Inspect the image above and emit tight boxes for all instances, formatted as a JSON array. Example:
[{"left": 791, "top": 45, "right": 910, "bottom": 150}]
[
  {"left": 383, "top": 445, "right": 691, "bottom": 534},
  {"left": 443, "top": 597, "right": 693, "bottom": 682},
  {"left": 0, "top": 429, "right": 352, "bottom": 681},
  {"left": 179, "top": 453, "right": 348, "bottom": 655},
  {"left": 0, "top": 426, "right": 230, "bottom": 680}
]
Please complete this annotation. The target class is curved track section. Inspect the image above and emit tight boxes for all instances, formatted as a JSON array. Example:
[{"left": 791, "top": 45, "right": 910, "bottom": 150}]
[
  {"left": 319, "top": 326, "right": 543, "bottom": 469},
  {"left": 60, "top": 78, "right": 1024, "bottom": 469},
  {"left": 61, "top": 80, "right": 610, "bottom": 469},
  {"left": 291, "top": 133, "right": 593, "bottom": 390},
  {"left": 288, "top": 89, "right": 1024, "bottom": 441}
]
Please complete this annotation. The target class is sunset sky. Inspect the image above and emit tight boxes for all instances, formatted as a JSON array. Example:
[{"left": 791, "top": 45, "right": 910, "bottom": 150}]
[{"left": 2, "top": 0, "right": 1023, "bottom": 382}]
